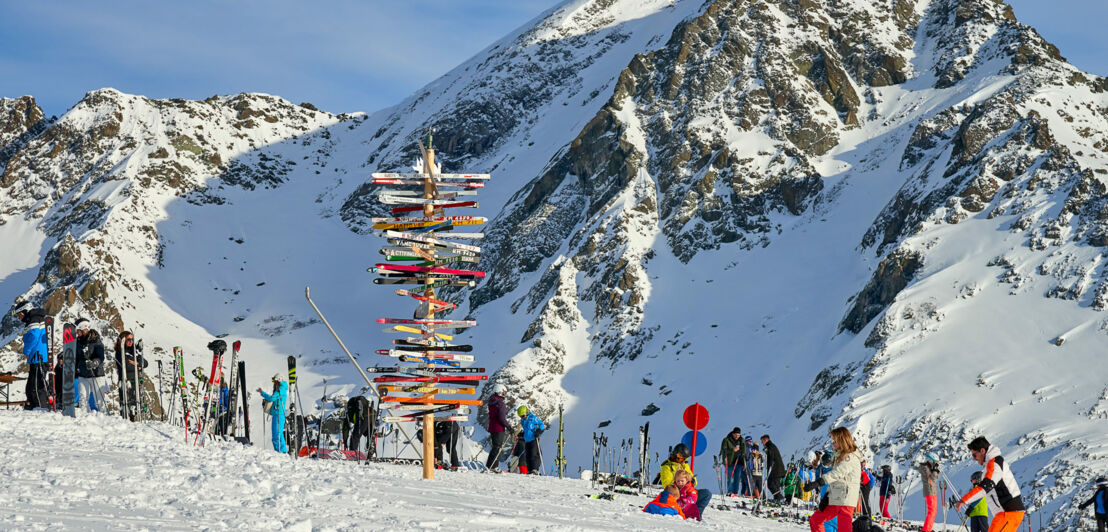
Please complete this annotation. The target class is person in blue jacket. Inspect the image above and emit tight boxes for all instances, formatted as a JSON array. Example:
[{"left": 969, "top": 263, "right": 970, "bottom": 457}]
[
  {"left": 217, "top": 381, "right": 231, "bottom": 435},
  {"left": 14, "top": 302, "right": 50, "bottom": 410},
  {"left": 811, "top": 449, "right": 838, "bottom": 532},
  {"left": 516, "top": 405, "right": 545, "bottom": 475},
  {"left": 1078, "top": 476, "right": 1107, "bottom": 532},
  {"left": 258, "top": 374, "right": 288, "bottom": 453}
]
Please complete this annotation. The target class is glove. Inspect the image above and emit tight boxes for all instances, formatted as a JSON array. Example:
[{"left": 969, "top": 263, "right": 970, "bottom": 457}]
[
  {"left": 1079, "top": 502, "right": 1089, "bottom": 510},
  {"left": 803, "top": 481, "right": 820, "bottom": 493},
  {"left": 87, "top": 360, "right": 101, "bottom": 371},
  {"left": 949, "top": 496, "right": 960, "bottom": 509}
]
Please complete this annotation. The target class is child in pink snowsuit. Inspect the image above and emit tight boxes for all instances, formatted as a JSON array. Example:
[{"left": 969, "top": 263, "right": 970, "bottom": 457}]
[{"left": 674, "top": 470, "right": 701, "bottom": 520}]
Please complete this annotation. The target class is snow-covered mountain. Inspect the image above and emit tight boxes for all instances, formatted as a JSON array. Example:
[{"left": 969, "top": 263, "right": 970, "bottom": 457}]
[{"left": 2, "top": 1, "right": 1107, "bottom": 528}]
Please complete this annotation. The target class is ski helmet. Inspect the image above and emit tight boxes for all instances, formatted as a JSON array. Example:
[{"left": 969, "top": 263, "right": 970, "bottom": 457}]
[
  {"left": 821, "top": 450, "right": 835, "bottom": 467},
  {"left": 1096, "top": 477, "right": 1107, "bottom": 487},
  {"left": 672, "top": 443, "right": 691, "bottom": 460},
  {"left": 970, "top": 471, "right": 983, "bottom": 483},
  {"left": 272, "top": 373, "right": 284, "bottom": 382},
  {"left": 74, "top": 318, "right": 91, "bottom": 331},
  {"left": 12, "top": 302, "right": 31, "bottom": 317},
  {"left": 207, "top": 339, "right": 227, "bottom": 354},
  {"left": 881, "top": 464, "right": 892, "bottom": 472},
  {"left": 925, "top": 453, "right": 939, "bottom": 463},
  {"left": 516, "top": 405, "right": 527, "bottom": 417},
  {"left": 490, "top": 383, "right": 507, "bottom": 396}
]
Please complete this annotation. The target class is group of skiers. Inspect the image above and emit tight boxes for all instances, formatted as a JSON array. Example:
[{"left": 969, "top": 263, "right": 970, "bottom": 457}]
[
  {"left": 719, "top": 427, "right": 787, "bottom": 500},
  {"left": 12, "top": 303, "right": 149, "bottom": 417},
  {"left": 482, "top": 383, "right": 546, "bottom": 474},
  {"left": 12, "top": 304, "right": 1108, "bottom": 530}
]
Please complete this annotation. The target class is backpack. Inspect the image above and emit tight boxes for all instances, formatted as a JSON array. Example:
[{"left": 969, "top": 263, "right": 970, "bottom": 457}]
[{"left": 853, "top": 516, "right": 884, "bottom": 532}]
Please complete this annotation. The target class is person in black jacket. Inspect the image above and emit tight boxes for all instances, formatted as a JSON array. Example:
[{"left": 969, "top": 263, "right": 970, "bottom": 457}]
[
  {"left": 760, "top": 434, "right": 786, "bottom": 501},
  {"left": 342, "top": 395, "right": 374, "bottom": 456},
  {"left": 74, "top": 319, "right": 106, "bottom": 413},
  {"left": 13, "top": 302, "right": 50, "bottom": 410},
  {"left": 114, "top": 330, "right": 147, "bottom": 420}
]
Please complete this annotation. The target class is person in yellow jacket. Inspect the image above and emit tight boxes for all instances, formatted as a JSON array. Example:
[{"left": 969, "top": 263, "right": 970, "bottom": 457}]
[
  {"left": 658, "top": 443, "right": 712, "bottom": 518},
  {"left": 966, "top": 472, "right": 989, "bottom": 532}
]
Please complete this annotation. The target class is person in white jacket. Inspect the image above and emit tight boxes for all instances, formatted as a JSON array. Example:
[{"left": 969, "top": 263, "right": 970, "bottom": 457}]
[{"left": 804, "top": 426, "right": 862, "bottom": 532}]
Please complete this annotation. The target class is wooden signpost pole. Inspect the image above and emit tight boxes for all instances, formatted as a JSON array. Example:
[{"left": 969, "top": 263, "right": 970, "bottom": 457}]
[{"left": 422, "top": 139, "right": 436, "bottom": 480}]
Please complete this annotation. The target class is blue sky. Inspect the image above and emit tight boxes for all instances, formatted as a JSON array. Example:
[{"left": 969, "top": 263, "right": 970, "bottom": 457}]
[{"left": 1, "top": 1, "right": 1104, "bottom": 118}]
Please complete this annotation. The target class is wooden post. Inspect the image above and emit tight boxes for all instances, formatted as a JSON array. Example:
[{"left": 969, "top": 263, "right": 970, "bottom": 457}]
[{"left": 421, "top": 142, "right": 436, "bottom": 480}]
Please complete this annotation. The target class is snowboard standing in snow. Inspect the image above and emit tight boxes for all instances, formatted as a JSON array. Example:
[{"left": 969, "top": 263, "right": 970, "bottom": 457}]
[
  {"left": 61, "top": 323, "right": 76, "bottom": 417},
  {"left": 45, "top": 316, "right": 56, "bottom": 411}
]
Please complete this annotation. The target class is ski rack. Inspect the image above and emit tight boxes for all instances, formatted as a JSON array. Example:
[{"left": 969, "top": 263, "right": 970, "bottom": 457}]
[{"left": 366, "top": 132, "right": 490, "bottom": 479}]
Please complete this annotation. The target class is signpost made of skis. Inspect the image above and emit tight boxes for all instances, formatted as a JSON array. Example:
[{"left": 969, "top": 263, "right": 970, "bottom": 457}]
[{"left": 369, "top": 132, "right": 490, "bottom": 480}]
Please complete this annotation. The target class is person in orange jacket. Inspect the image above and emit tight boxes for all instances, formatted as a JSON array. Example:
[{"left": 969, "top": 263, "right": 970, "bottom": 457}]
[
  {"left": 953, "top": 437, "right": 1025, "bottom": 532},
  {"left": 643, "top": 485, "right": 685, "bottom": 518}
]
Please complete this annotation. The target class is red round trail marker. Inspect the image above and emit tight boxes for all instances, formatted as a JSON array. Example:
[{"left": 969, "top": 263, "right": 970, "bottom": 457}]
[{"left": 683, "top": 403, "right": 709, "bottom": 430}]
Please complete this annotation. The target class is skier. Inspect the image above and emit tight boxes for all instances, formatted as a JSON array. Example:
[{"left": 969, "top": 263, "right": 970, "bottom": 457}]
[
  {"left": 13, "top": 302, "right": 49, "bottom": 410},
  {"left": 859, "top": 459, "right": 875, "bottom": 516},
  {"left": 659, "top": 443, "right": 712, "bottom": 517},
  {"left": 74, "top": 319, "right": 106, "bottom": 413},
  {"left": 877, "top": 464, "right": 895, "bottom": 518},
  {"left": 257, "top": 374, "right": 288, "bottom": 453},
  {"left": 743, "top": 435, "right": 755, "bottom": 496},
  {"left": 965, "top": 472, "right": 989, "bottom": 532},
  {"left": 952, "top": 437, "right": 1026, "bottom": 532},
  {"left": 783, "top": 463, "right": 803, "bottom": 505},
  {"left": 435, "top": 420, "right": 461, "bottom": 469},
  {"left": 761, "top": 434, "right": 786, "bottom": 501},
  {"left": 750, "top": 445, "right": 764, "bottom": 497},
  {"left": 1077, "top": 476, "right": 1107, "bottom": 532},
  {"left": 809, "top": 450, "right": 840, "bottom": 532},
  {"left": 484, "top": 383, "right": 509, "bottom": 472},
  {"left": 918, "top": 455, "right": 940, "bottom": 531},
  {"left": 719, "top": 428, "right": 747, "bottom": 496},
  {"left": 516, "top": 405, "right": 545, "bottom": 475},
  {"left": 341, "top": 395, "right": 372, "bottom": 455},
  {"left": 803, "top": 427, "right": 862, "bottom": 532},
  {"left": 114, "top": 331, "right": 147, "bottom": 420}
]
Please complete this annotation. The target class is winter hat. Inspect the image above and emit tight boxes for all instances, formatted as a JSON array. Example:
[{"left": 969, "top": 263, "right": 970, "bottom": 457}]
[
  {"left": 74, "top": 318, "right": 91, "bottom": 331},
  {"left": 1096, "top": 477, "right": 1107, "bottom": 487},
  {"left": 516, "top": 405, "right": 527, "bottom": 417},
  {"left": 744, "top": 436, "right": 753, "bottom": 443},
  {"left": 491, "top": 383, "right": 507, "bottom": 396},
  {"left": 881, "top": 464, "right": 892, "bottom": 471},
  {"left": 730, "top": 427, "right": 742, "bottom": 435}
]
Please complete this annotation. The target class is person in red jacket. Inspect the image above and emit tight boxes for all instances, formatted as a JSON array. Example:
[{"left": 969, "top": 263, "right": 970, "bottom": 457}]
[{"left": 953, "top": 437, "right": 1025, "bottom": 532}]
